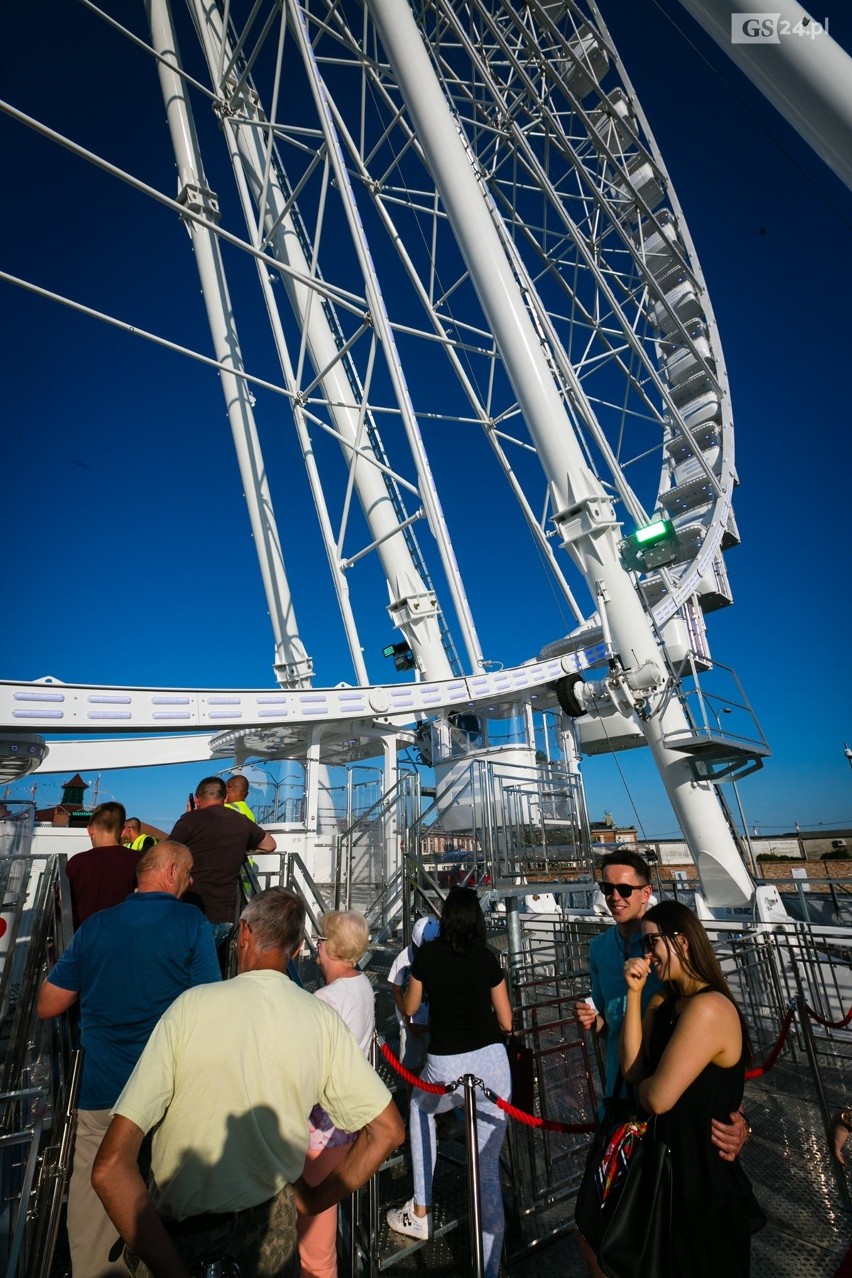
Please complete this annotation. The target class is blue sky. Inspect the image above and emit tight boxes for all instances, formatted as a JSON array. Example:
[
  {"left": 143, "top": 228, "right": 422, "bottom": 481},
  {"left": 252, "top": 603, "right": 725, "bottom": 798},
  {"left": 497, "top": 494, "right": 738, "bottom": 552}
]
[{"left": 1, "top": 1, "right": 850, "bottom": 837}]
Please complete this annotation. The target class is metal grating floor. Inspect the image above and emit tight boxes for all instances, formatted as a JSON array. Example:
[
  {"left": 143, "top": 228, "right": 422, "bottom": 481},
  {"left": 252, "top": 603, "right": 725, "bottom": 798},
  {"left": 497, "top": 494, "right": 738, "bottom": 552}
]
[{"left": 369, "top": 1048, "right": 852, "bottom": 1277}]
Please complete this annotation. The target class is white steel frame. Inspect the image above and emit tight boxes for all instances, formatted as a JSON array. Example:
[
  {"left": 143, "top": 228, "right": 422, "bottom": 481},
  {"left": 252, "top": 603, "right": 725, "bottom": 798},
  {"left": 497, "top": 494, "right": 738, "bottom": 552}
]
[{"left": 1, "top": 0, "right": 762, "bottom": 903}]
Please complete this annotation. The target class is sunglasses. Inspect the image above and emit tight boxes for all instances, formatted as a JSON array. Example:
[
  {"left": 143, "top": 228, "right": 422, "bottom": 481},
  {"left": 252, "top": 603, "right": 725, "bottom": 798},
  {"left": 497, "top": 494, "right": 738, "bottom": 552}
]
[
  {"left": 641, "top": 931, "right": 681, "bottom": 954},
  {"left": 598, "top": 881, "right": 647, "bottom": 899}
]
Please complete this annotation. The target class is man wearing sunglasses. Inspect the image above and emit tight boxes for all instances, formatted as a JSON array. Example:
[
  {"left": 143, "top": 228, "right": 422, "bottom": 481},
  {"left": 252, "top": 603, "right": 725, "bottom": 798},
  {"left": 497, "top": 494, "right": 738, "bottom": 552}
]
[
  {"left": 575, "top": 850, "right": 660, "bottom": 1105},
  {"left": 574, "top": 851, "right": 748, "bottom": 1158}
]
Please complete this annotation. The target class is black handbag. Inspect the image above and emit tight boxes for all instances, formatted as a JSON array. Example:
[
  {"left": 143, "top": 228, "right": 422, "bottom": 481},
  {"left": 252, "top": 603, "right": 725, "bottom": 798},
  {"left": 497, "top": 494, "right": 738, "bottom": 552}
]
[
  {"left": 597, "top": 1117, "right": 672, "bottom": 1278},
  {"left": 505, "top": 1033, "right": 535, "bottom": 1115},
  {"left": 574, "top": 1085, "right": 641, "bottom": 1250}
]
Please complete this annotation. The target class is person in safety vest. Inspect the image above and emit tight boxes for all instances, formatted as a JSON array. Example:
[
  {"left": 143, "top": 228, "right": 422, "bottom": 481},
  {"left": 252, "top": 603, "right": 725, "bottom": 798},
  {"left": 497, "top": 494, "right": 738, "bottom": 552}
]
[
  {"left": 122, "top": 817, "right": 157, "bottom": 855},
  {"left": 225, "top": 774, "right": 256, "bottom": 821},
  {"left": 225, "top": 774, "right": 262, "bottom": 901}
]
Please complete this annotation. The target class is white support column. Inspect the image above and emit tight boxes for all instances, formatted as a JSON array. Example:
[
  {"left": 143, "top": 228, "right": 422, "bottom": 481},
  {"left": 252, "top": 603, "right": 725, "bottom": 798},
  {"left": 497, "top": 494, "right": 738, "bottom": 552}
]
[
  {"left": 679, "top": 0, "right": 852, "bottom": 190},
  {"left": 367, "top": 0, "right": 753, "bottom": 904},
  {"left": 304, "top": 725, "right": 323, "bottom": 835},
  {"left": 145, "top": 0, "right": 312, "bottom": 689},
  {"left": 185, "top": 0, "right": 458, "bottom": 684},
  {"left": 381, "top": 732, "right": 400, "bottom": 883}
]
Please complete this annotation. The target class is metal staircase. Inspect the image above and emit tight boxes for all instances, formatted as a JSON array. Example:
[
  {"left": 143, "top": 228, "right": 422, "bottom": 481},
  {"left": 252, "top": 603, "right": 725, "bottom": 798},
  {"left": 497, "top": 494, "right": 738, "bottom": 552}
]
[{"left": 0, "top": 832, "right": 77, "bottom": 1278}]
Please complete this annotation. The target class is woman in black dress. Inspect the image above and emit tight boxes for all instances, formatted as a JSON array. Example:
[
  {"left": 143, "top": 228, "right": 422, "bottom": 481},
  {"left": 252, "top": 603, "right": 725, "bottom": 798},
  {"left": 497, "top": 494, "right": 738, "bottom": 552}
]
[{"left": 620, "top": 900, "right": 759, "bottom": 1277}]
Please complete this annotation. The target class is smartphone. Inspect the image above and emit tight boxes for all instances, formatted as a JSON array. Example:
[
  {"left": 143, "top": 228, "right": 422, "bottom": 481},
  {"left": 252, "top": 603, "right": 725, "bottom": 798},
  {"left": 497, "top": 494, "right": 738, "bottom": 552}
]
[{"left": 188, "top": 792, "right": 196, "bottom": 810}]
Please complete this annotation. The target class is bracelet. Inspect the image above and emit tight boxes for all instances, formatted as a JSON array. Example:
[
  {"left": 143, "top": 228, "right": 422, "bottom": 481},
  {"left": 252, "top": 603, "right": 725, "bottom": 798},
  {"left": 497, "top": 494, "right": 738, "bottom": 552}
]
[{"left": 740, "top": 1111, "right": 752, "bottom": 1144}]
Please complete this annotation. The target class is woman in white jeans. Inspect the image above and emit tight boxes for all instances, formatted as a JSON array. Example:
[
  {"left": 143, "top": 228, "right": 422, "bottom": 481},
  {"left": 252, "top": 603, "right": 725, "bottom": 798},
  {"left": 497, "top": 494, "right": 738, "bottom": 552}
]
[{"left": 387, "top": 887, "right": 512, "bottom": 1278}]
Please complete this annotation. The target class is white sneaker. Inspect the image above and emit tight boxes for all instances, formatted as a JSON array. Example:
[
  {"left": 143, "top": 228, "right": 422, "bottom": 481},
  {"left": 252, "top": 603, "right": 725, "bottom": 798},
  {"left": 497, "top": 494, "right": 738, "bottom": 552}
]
[{"left": 387, "top": 1198, "right": 431, "bottom": 1240}]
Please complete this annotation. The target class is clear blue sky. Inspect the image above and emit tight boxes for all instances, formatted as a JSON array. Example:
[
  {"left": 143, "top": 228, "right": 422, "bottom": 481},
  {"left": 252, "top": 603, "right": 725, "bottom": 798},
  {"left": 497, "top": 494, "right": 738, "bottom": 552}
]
[{"left": 1, "top": 1, "right": 850, "bottom": 837}]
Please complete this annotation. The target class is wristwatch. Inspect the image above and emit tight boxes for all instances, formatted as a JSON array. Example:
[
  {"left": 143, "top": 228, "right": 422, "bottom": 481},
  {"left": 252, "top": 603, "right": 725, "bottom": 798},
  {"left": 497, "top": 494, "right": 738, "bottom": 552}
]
[{"left": 839, "top": 1109, "right": 852, "bottom": 1131}]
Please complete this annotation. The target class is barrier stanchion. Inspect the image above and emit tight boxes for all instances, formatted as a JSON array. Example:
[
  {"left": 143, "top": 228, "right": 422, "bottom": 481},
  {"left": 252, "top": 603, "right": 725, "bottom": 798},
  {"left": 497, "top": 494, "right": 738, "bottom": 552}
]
[
  {"left": 463, "top": 1075, "right": 485, "bottom": 1278},
  {"left": 796, "top": 994, "right": 852, "bottom": 1211},
  {"left": 378, "top": 1035, "right": 595, "bottom": 1133},
  {"left": 369, "top": 1036, "right": 382, "bottom": 1278},
  {"left": 347, "top": 1184, "right": 357, "bottom": 1278}
]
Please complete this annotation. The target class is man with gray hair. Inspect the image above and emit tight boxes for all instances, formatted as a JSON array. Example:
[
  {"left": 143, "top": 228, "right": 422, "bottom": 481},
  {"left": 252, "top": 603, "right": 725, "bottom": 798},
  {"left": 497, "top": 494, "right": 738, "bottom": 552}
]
[
  {"left": 93, "top": 886, "right": 403, "bottom": 1278},
  {"left": 38, "top": 841, "right": 220, "bottom": 1278}
]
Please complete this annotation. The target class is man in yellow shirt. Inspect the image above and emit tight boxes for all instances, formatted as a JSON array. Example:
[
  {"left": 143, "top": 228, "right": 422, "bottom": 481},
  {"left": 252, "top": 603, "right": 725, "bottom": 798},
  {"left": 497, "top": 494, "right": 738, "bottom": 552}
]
[{"left": 93, "top": 887, "right": 402, "bottom": 1277}]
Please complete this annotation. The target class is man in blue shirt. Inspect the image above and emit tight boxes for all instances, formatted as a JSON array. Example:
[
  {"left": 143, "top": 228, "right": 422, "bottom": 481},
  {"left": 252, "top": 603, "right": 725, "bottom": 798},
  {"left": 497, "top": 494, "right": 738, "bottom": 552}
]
[
  {"left": 574, "top": 851, "right": 748, "bottom": 1273},
  {"left": 575, "top": 850, "right": 662, "bottom": 1101},
  {"left": 38, "top": 840, "right": 220, "bottom": 1278}
]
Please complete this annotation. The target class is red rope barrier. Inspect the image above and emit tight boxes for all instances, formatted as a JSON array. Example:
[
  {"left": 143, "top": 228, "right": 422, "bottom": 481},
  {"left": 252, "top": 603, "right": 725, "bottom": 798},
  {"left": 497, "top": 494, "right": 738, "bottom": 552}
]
[
  {"left": 378, "top": 1036, "right": 596, "bottom": 1132},
  {"left": 378, "top": 1040, "right": 451, "bottom": 1094},
  {"left": 803, "top": 1002, "right": 852, "bottom": 1030},
  {"left": 485, "top": 1088, "right": 597, "bottom": 1134},
  {"left": 745, "top": 1004, "right": 795, "bottom": 1080},
  {"left": 380, "top": 997, "right": 800, "bottom": 1135}
]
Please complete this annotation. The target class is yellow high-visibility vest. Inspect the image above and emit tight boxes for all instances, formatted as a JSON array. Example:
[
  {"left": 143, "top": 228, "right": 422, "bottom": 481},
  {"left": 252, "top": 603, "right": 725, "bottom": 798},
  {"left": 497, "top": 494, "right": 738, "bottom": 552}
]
[
  {"left": 124, "top": 833, "right": 156, "bottom": 851},
  {"left": 225, "top": 799, "right": 256, "bottom": 822}
]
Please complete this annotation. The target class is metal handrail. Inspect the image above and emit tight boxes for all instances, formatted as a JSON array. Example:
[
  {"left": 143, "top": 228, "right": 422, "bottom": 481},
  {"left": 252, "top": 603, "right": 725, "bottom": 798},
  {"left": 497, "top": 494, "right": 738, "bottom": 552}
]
[
  {"left": 0, "top": 853, "right": 76, "bottom": 1276},
  {"left": 26, "top": 1049, "right": 83, "bottom": 1278},
  {"left": 335, "top": 772, "right": 421, "bottom": 917},
  {"left": 337, "top": 771, "right": 421, "bottom": 850},
  {"left": 0, "top": 856, "right": 33, "bottom": 1030},
  {"left": 4, "top": 1089, "right": 49, "bottom": 1278},
  {"left": 2, "top": 856, "right": 62, "bottom": 1092},
  {"left": 283, "top": 853, "right": 331, "bottom": 953}
]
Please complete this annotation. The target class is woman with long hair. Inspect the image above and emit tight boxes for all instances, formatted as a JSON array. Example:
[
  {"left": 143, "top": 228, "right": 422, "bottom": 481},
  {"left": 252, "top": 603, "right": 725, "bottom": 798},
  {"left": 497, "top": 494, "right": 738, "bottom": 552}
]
[
  {"left": 616, "top": 899, "right": 759, "bottom": 1277},
  {"left": 297, "top": 910, "right": 374, "bottom": 1278},
  {"left": 386, "top": 887, "right": 512, "bottom": 1278}
]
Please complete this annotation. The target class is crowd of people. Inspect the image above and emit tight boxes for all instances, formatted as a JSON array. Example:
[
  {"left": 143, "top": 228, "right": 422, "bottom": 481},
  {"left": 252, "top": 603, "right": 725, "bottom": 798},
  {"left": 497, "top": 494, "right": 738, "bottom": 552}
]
[
  {"left": 41, "top": 778, "right": 400, "bottom": 1278},
  {"left": 42, "top": 782, "right": 792, "bottom": 1278}
]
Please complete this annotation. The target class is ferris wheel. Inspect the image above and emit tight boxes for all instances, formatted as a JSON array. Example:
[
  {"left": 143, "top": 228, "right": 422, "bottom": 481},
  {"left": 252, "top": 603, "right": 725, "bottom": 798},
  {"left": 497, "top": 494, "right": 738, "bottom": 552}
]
[
  {"left": 1, "top": 0, "right": 755, "bottom": 901},
  {"left": 174, "top": 0, "right": 732, "bottom": 656}
]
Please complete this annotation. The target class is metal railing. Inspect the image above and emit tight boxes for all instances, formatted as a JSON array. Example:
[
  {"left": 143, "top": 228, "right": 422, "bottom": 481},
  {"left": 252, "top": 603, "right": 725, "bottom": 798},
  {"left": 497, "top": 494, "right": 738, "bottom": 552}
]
[
  {"left": 501, "top": 914, "right": 604, "bottom": 1258},
  {"left": 659, "top": 653, "right": 771, "bottom": 783},
  {"left": 0, "top": 802, "right": 36, "bottom": 859},
  {"left": 0, "top": 855, "right": 76, "bottom": 1277},
  {"left": 281, "top": 853, "right": 332, "bottom": 956},
  {"left": 409, "top": 757, "right": 593, "bottom": 889},
  {"left": 335, "top": 771, "right": 422, "bottom": 916},
  {"left": 495, "top": 906, "right": 852, "bottom": 1257}
]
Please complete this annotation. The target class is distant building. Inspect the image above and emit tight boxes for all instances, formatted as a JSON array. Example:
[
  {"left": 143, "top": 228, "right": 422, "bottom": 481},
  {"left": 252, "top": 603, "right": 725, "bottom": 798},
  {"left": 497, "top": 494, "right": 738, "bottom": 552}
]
[
  {"left": 35, "top": 774, "right": 94, "bottom": 828},
  {"left": 645, "top": 829, "right": 852, "bottom": 873},
  {"left": 589, "top": 814, "right": 638, "bottom": 855},
  {"left": 421, "top": 831, "right": 479, "bottom": 858}
]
